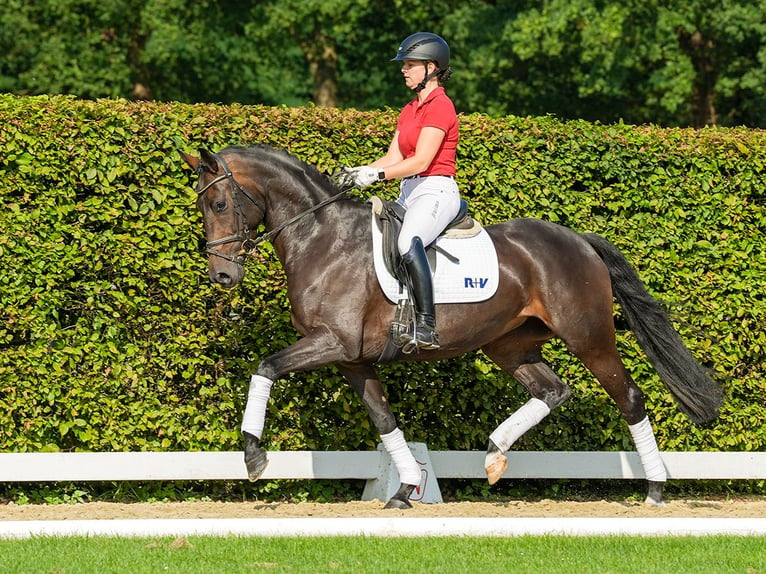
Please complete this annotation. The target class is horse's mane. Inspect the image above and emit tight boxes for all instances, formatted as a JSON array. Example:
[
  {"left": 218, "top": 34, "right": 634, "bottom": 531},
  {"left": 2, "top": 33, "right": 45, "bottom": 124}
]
[{"left": 223, "top": 144, "right": 347, "bottom": 197}]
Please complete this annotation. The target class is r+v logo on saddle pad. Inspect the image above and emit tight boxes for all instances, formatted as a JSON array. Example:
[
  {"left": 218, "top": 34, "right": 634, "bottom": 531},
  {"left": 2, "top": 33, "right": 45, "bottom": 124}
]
[{"left": 464, "top": 277, "right": 490, "bottom": 289}]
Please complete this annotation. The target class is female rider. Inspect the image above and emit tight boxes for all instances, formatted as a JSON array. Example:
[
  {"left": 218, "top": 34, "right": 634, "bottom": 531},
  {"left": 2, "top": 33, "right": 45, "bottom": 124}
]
[{"left": 342, "top": 32, "right": 461, "bottom": 351}]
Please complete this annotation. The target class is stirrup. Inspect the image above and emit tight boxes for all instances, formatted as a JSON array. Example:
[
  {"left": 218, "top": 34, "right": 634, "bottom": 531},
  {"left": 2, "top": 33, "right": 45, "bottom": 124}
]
[{"left": 401, "top": 325, "right": 440, "bottom": 353}]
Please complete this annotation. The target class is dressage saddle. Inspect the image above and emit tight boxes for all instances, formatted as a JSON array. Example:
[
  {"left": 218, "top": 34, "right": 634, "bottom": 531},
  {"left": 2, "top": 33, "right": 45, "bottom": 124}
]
[{"left": 369, "top": 196, "right": 479, "bottom": 285}]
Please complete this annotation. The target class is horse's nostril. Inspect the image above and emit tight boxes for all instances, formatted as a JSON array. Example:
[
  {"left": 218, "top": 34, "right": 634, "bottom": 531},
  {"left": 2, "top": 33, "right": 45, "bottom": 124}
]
[{"left": 215, "top": 272, "right": 232, "bottom": 286}]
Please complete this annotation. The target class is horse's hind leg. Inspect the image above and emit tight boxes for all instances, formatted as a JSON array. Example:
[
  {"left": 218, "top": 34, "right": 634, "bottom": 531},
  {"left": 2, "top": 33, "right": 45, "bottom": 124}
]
[
  {"left": 338, "top": 362, "right": 421, "bottom": 509},
  {"left": 482, "top": 355, "right": 573, "bottom": 485},
  {"left": 534, "top": 256, "right": 667, "bottom": 505},
  {"left": 575, "top": 347, "right": 667, "bottom": 506}
]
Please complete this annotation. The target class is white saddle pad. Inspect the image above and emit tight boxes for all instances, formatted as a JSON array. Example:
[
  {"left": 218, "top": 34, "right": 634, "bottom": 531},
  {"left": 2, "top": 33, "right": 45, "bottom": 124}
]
[{"left": 371, "top": 213, "right": 499, "bottom": 304}]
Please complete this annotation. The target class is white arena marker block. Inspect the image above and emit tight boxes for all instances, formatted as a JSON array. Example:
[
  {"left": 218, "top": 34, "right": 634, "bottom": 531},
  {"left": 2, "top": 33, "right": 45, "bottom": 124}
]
[{"left": 362, "top": 442, "right": 443, "bottom": 504}]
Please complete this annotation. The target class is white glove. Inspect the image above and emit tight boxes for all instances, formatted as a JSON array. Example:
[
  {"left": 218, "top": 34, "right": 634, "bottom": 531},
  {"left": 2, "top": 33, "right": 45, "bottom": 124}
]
[{"left": 339, "top": 165, "right": 383, "bottom": 189}]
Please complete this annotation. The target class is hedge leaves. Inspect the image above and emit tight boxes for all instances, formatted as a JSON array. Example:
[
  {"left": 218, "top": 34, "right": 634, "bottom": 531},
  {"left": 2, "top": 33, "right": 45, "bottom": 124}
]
[{"left": 0, "top": 95, "right": 763, "bottom": 475}]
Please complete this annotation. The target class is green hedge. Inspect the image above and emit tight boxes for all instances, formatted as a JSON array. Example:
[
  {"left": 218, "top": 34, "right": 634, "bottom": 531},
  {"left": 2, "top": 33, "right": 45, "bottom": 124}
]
[{"left": 0, "top": 94, "right": 763, "bottom": 483}]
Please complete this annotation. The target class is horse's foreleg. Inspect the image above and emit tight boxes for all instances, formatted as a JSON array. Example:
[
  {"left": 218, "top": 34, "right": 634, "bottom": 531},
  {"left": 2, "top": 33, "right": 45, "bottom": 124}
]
[
  {"left": 379, "top": 428, "right": 420, "bottom": 508},
  {"left": 241, "top": 374, "right": 273, "bottom": 481},
  {"left": 240, "top": 327, "right": 356, "bottom": 482},
  {"left": 483, "top": 361, "right": 572, "bottom": 485},
  {"left": 339, "top": 363, "right": 420, "bottom": 509}
]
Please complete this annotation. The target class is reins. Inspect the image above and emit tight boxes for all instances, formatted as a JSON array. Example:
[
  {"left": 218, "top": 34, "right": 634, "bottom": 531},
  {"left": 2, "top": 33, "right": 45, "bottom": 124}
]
[{"left": 196, "top": 153, "right": 351, "bottom": 264}]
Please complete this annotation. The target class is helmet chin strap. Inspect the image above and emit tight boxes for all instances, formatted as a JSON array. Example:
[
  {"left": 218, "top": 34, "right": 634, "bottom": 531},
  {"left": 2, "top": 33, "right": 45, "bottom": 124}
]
[{"left": 413, "top": 61, "right": 440, "bottom": 92}]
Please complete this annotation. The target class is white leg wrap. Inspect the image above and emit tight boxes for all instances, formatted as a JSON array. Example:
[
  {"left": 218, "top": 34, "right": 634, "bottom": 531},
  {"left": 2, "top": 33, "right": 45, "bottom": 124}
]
[
  {"left": 380, "top": 427, "right": 421, "bottom": 486},
  {"left": 489, "top": 398, "right": 551, "bottom": 453},
  {"left": 241, "top": 375, "right": 273, "bottom": 439},
  {"left": 628, "top": 416, "right": 667, "bottom": 483}
]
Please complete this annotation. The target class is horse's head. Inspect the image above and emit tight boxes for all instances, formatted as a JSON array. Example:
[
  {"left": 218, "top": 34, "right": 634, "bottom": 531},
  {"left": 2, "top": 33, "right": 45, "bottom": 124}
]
[{"left": 182, "top": 148, "right": 266, "bottom": 288}]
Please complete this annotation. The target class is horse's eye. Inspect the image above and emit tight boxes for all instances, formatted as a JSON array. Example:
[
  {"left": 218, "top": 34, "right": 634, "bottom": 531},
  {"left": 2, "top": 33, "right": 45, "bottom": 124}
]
[{"left": 214, "top": 200, "right": 227, "bottom": 213}]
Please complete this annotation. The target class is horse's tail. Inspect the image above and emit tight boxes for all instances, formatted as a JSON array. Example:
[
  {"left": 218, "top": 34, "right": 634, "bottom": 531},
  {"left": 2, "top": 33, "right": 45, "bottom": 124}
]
[{"left": 582, "top": 233, "right": 723, "bottom": 424}]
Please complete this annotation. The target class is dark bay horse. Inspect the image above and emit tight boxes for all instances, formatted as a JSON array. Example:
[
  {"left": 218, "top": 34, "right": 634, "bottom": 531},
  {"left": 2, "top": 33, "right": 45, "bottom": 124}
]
[{"left": 182, "top": 144, "right": 722, "bottom": 508}]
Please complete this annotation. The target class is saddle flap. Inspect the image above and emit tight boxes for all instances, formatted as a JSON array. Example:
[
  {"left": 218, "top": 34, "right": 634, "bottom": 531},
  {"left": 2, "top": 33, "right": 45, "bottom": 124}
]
[
  {"left": 369, "top": 197, "right": 405, "bottom": 280},
  {"left": 369, "top": 195, "right": 387, "bottom": 218}
]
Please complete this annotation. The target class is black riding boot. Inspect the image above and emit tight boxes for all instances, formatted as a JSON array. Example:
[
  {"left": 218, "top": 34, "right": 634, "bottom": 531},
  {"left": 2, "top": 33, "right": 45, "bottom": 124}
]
[{"left": 401, "top": 237, "right": 440, "bottom": 351}]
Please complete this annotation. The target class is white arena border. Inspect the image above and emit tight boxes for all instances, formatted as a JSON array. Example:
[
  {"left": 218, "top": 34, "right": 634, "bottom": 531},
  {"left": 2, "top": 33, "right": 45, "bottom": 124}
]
[{"left": 2, "top": 517, "right": 766, "bottom": 538}]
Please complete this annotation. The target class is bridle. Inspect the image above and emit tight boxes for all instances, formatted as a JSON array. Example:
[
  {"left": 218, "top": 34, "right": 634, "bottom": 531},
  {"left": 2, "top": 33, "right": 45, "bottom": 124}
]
[
  {"left": 195, "top": 153, "right": 265, "bottom": 264},
  {"left": 195, "top": 153, "right": 351, "bottom": 265}
]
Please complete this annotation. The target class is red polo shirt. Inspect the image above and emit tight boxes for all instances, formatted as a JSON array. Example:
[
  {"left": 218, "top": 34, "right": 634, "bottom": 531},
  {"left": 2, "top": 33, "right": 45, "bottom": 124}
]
[{"left": 396, "top": 87, "right": 458, "bottom": 176}]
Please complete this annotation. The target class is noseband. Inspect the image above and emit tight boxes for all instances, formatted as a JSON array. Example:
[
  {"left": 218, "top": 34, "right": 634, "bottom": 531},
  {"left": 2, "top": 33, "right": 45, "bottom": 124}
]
[{"left": 195, "top": 153, "right": 351, "bottom": 266}]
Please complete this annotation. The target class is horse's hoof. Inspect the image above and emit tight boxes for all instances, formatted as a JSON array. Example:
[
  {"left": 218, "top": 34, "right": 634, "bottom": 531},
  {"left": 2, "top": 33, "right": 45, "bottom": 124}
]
[
  {"left": 384, "top": 483, "right": 416, "bottom": 509},
  {"left": 384, "top": 497, "right": 413, "bottom": 510},
  {"left": 645, "top": 480, "right": 666, "bottom": 507},
  {"left": 243, "top": 431, "right": 268, "bottom": 481},
  {"left": 245, "top": 449, "right": 268, "bottom": 481},
  {"left": 485, "top": 452, "right": 508, "bottom": 485}
]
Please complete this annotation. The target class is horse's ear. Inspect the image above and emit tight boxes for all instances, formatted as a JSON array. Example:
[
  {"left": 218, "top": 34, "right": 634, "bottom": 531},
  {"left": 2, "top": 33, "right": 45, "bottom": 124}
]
[
  {"left": 180, "top": 150, "right": 199, "bottom": 171},
  {"left": 198, "top": 148, "right": 220, "bottom": 174}
]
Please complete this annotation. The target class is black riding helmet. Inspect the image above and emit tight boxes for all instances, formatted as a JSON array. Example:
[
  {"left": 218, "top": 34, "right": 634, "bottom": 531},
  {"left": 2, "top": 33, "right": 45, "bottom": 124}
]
[
  {"left": 392, "top": 32, "right": 450, "bottom": 69},
  {"left": 392, "top": 32, "right": 451, "bottom": 92}
]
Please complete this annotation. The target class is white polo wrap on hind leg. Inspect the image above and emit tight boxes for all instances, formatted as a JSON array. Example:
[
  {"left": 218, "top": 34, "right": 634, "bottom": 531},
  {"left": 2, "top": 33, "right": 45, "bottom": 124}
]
[
  {"left": 241, "top": 375, "right": 273, "bottom": 439},
  {"left": 628, "top": 416, "right": 667, "bottom": 483},
  {"left": 489, "top": 398, "right": 551, "bottom": 453},
  {"left": 380, "top": 427, "right": 422, "bottom": 486}
]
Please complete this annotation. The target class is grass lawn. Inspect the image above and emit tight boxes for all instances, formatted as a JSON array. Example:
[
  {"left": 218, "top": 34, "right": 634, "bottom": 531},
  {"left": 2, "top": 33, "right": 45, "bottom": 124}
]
[{"left": 0, "top": 534, "right": 764, "bottom": 573}]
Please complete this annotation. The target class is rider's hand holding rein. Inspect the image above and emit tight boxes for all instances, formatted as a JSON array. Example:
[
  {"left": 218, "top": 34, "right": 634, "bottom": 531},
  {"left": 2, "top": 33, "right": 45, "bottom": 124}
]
[{"left": 339, "top": 165, "right": 384, "bottom": 189}]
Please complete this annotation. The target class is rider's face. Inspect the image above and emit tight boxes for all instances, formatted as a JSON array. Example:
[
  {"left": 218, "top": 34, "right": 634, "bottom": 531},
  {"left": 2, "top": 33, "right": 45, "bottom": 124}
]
[{"left": 401, "top": 60, "right": 434, "bottom": 90}]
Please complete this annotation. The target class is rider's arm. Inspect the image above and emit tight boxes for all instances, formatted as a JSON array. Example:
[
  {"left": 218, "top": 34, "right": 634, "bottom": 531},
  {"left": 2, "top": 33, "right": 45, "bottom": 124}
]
[{"left": 369, "top": 131, "right": 404, "bottom": 169}]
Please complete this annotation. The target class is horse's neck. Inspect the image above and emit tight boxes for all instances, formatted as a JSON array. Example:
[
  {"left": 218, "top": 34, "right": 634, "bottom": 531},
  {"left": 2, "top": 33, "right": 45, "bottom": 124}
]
[
  {"left": 264, "top": 173, "right": 329, "bottom": 225},
  {"left": 240, "top": 150, "right": 366, "bottom": 261},
  {"left": 264, "top": 177, "right": 353, "bottom": 257}
]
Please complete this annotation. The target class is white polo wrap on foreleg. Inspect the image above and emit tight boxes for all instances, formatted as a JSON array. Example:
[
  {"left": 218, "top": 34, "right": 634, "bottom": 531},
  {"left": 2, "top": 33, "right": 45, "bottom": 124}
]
[
  {"left": 241, "top": 375, "right": 273, "bottom": 439},
  {"left": 628, "top": 416, "right": 667, "bottom": 483},
  {"left": 489, "top": 398, "right": 551, "bottom": 453},
  {"left": 380, "top": 427, "right": 422, "bottom": 486}
]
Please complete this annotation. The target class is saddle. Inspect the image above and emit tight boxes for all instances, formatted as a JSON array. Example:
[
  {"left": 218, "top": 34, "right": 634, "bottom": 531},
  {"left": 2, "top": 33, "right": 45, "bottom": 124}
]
[
  {"left": 369, "top": 196, "right": 481, "bottom": 285},
  {"left": 370, "top": 196, "right": 483, "bottom": 362}
]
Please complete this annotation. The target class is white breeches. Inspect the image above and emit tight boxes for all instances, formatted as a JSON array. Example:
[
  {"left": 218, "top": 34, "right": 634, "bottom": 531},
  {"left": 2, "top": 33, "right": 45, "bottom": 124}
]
[{"left": 397, "top": 176, "right": 461, "bottom": 255}]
